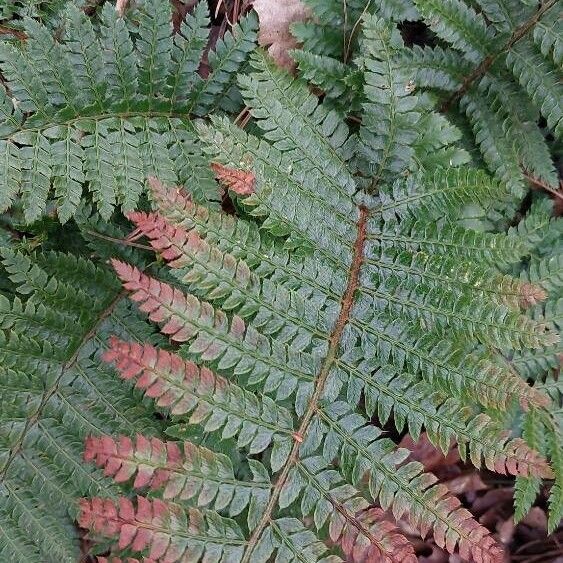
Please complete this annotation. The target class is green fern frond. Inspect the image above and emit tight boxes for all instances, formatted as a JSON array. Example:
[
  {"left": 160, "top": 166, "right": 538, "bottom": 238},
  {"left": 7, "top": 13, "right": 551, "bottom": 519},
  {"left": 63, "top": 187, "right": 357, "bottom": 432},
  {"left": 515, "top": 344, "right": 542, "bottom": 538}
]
[
  {"left": 532, "top": 4, "right": 562, "bottom": 66},
  {"left": 1, "top": 5, "right": 561, "bottom": 560},
  {"left": 474, "top": 0, "right": 535, "bottom": 33},
  {"left": 505, "top": 38, "right": 563, "bottom": 139},
  {"left": 359, "top": 14, "right": 421, "bottom": 183},
  {"left": 300, "top": 0, "right": 561, "bottom": 206},
  {"left": 514, "top": 375, "right": 562, "bottom": 532},
  {"left": 414, "top": 0, "right": 496, "bottom": 63},
  {"left": 290, "top": 49, "right": 362, "bottom": 114},
  {"left": 0, "top": 0, "right": 257, "bottom": 222}
]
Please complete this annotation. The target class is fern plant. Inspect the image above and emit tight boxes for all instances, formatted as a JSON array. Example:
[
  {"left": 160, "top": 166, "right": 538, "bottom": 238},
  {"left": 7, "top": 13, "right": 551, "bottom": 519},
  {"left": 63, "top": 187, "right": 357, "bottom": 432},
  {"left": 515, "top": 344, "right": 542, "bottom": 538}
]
[
  {"left": 72, "top": 15, "right": 562, "bottom": 559},
  {"left": 292, "top": 0, "right": 562, "bottom": 215},
  {"left": 507, "top": 198, "right": 562, "bottom": 532},
  {"left": 0, "top": 247, "right": 168, "bottom": 562},
  {"left": 0, "top": 0, "right": 257, "bottom": 223},
  {"left": 0, "top": 0, "right": 75, "bottom": 28}
]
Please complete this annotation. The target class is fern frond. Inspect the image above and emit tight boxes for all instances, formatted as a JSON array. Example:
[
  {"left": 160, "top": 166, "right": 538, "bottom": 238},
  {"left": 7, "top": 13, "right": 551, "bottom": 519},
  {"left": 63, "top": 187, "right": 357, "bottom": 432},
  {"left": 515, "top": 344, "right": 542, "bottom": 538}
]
[
  {"left": 103, "top": 336, "right": 294, "bottom": 465},
  {"left": 524, "top": 254, "right": 563, "bottom": 294},
  {"left": 359, "top": 14, "right": 420, "bottom": 183},
  {"left": 64, "top": 5, "right": 107, "bottom": 109},
  {"left": 79, "top": 497, "right": 247, "bottom": 562},
  {"left": 334, "top": 507, "right": 416, "bottom": 562},
  {"left": 236, "top": 51, "right": 357, "bottom": 199},
  {"left": 515, "top": 376, "right": 562, "bottom": 532},
  {"left": 84, "top": 435, "right": 271, "bottom": 523},
  {"left": 474, "top": 0, "right": 535, "bottom": 33},
  {"left": 0, "top": 249, "right": 165, "bottom": 560},
  {"left": 505, "top": 38, "right": 563, "bottom": 138},
  {"left": 136, "top": 0, "right": 173, "bottom": 101},
  {"left": 292, "top": 0, "right": 418, "bottom": 62},
  {"left": 290, "top": 50, "right": 362, "bottom": 114},
  {"left": 460, "top": 90, "right": 527, "bottom": 196},
  {"left": 376, "top": 168, "right": 507, "bottom": 222},
  {"left": 310, "top": 402, "right": 504, "bottom": 562},
  {"left": 100, "top": 3, "right": 139, "bottom": 107},
  {"left": 282, "top": 457, "right": 416, "bottom": 562},
  {"left": 167, "top": 1, "right": 210, "bottom": 105},
  {"left": 188, "top": 12, "right": 258, "bottom": 116},
  {"left": 476, "top": 70, "right": 559, "bottom": 189},
  {"left": 407, "top": 45, "right": 470, "bottom": 91},
  {"left": 344, "top": 358, "right": 552, "bottom": 477},
  {"left": 251, "top": 517, "right": 339, "bottom": 562},
  {"left": 414, "top": 0, "right": 495, "bottom": 63},
  {"left": 7, "top": 8, "right": 555, "bottom": 559},
  {"left": 533, "top": 5, "right": 562, "bottom": 66},
  {"left": 393, "top": 0, "right": 562, "bottom": 199},
  {"left": 0, "top": 0, "right": 256, "bottom": 221}
]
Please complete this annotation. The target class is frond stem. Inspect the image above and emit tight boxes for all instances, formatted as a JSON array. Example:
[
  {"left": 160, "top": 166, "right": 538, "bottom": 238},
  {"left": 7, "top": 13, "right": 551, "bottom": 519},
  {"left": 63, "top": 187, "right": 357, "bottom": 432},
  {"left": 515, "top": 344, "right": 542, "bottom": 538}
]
[
  {"left": 440, "top": 0, "right": 559, "bottom": 112},
  {"left": 240, "top": 206, "right": 368, "bottom": 562}
]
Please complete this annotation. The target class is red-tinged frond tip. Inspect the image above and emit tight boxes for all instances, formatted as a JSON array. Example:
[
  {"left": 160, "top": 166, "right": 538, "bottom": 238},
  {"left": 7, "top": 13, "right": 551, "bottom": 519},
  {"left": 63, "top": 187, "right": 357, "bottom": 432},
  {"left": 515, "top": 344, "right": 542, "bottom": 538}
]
[
  {"left": 102, "top": 337, "right": 224, "bottom": 415},
  {"left": 84, "top": 434, "right": 183, "bottom": 489},
  {"left": 518, "top": 282, "right": 547, "bottom": 308},
  {"left": 110, "top": 258, "right": 140, "bottom": 286},
  {"left": 334, "top": 507, "right": 416, "bottom": 563},
  {"left": 110, "top": 260, "right": 191, "bottom": 341},
  {"left": 211, "top": 162, "right": 255, "bottom": 195},
  {"left": 414, "top": 484, "right": 504, "bottom": 562},
  {"left": 110, "top": 261, "right": 247, "bottom": 345},
  {"left": 494, "top": 438, "right": 554, "bottom": 479},
  {"left": 147, "top": 176, "right": 191, "bottom": 204},
  {"left": 509, "top": 372, "right": 551, "bottom": 411},
  {"left": 127, "top": 211, "right": 205, "bottom": 267},
  {"left": 147, "top": 177, "right": 194, "bottom": 216},
  {"left": 80, "top": 496, "right": 183, "bottom": 561}
]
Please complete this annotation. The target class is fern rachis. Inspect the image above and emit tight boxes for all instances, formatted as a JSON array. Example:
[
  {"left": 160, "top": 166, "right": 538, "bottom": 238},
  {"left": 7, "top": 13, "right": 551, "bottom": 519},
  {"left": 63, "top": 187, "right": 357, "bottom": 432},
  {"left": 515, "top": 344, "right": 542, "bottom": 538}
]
[{"left": 76, "top": 33, "right": 561, "bottom": 560}]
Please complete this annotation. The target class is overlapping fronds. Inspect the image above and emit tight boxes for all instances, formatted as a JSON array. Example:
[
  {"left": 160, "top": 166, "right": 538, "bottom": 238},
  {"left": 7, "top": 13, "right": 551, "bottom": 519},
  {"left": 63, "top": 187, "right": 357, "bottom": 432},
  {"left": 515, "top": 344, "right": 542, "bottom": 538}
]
[
  {"left": 76, "top": 33, "right": 560, "bottom": 561},
  {"left": 289, "top": 0, "right": 561, "bottom": 216},
  {"left": 402, "top": 0, "right": 561, "bottom": 198},
  {"left": 0, "top": 2, "right": 559, "bottom": 561},
  {"left": 0, "top": 0, "right": 257, "bottom": 222},
  {"left": 0, "top": 249, "right": 165, "bottom": 562},
  {"left": 0, "top": 0, "right": 72, "bottom": 28}
]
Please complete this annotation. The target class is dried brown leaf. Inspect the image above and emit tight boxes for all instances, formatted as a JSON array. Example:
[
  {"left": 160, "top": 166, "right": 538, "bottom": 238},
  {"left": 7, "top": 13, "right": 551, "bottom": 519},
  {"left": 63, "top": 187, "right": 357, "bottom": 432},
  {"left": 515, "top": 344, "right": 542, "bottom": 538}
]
[
  {"left": 115, "top": 0, "right": 129, "bottom": 17},
  {"left": 400, "top": 432, "right": 460, "bottom": 473},
  {"left": 252, "top": 0, "right": 310, "bottom": 70},
  {"left": 444, "top": 473, "right": 488, "bottom": 496}
]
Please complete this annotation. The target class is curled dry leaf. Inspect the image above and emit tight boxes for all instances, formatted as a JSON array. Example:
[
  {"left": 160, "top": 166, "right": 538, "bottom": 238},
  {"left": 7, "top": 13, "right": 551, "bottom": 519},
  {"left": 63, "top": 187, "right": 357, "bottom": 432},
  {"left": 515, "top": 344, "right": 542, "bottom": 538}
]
[
  {"left": 252, "top": 0, "right": 311, "bottom": 70},
  {"left": 115, "top": 0, "right": 129, "bottom": 16}
]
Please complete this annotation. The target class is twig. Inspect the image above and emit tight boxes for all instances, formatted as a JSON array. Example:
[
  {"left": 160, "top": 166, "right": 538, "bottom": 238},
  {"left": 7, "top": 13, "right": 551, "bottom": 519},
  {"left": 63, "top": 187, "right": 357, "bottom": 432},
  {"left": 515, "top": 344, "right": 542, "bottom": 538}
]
[
  {"left": 84, "top": 230, "right": 154, "bottom": 251},
  {"left": 0, "top": 25, "right": 26, "bottom": 40},
  {"left": 343, "top": 0, "right": 371, "bottom": 64},
  {"left": 234, "top": 105, "right": 251, "bottom": 128},
  {"left": 232, "top": 0, "right": 242, "bottom": 23}
]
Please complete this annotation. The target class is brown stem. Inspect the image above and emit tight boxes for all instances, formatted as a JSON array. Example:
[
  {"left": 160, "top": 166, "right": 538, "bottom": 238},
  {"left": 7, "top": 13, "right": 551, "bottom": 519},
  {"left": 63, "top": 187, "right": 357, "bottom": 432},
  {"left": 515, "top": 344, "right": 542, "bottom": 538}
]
[
  {"left": 523, "top": 172, "right": 563, "bottom": 202},
  {"left": 440, "top": 0, "right": 559, "bottom": 112},
  {"left": 240, "top": 206, "right": 369, "bottom": 563},
  {"left": 84, "top": 230, "right": 154, "bottom": 251}
]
